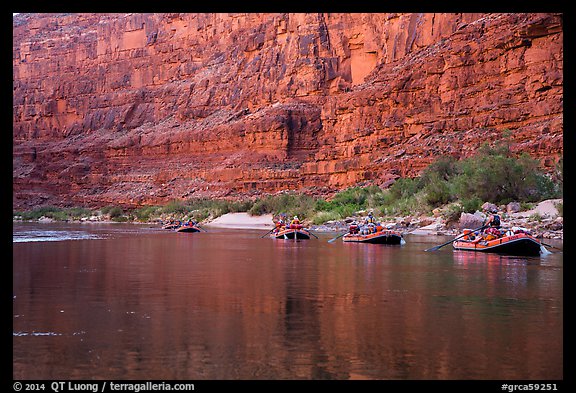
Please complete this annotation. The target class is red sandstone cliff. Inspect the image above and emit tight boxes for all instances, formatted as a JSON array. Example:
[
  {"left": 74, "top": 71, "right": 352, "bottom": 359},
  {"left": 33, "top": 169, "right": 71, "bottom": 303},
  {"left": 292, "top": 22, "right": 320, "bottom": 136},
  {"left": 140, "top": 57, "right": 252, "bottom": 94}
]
[{"left": 12, "top": 13, "right": 563, "bottom": 209}]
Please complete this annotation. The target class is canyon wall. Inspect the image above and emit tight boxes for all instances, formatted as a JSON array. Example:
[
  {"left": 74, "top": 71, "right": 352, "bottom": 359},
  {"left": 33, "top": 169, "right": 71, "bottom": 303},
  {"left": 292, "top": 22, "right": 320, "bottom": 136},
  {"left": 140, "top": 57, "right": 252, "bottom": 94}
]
[{"left": 13, "top": 13, "right": 563, "bottom": 209}]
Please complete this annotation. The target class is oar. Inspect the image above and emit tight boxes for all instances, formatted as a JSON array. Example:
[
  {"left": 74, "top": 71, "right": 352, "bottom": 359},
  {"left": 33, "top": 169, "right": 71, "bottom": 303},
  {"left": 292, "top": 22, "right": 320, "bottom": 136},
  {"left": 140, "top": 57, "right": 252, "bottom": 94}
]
[
  {"left": 425, "top": 225, "right": 487, "bottom": 252},
  {"left": 305, "top": 229, "right": 319, "bottom": 239},
  {"left": 328, "top": 232, "right": 347, "bottom": 243},
  {"left": 261, "top": 228, "right": 276, "bottom": 238},
  {"left": 540, "top": 241, "right": 562, "bottom": 252},
  {"left": 197, "top": 225, "right": 208, "bottom": 232}
]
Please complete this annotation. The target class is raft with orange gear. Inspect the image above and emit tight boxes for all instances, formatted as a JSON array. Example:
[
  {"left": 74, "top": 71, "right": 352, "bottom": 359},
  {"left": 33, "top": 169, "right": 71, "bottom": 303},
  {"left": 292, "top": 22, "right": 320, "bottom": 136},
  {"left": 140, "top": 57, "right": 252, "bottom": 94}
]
[
  {"left": 342, "top": 228, "right": 404, "bottom": 244},
  {"left": 452, "top": 230, "right": 542, "bottom": 256},
  {"left": 175, "top": 224, "right": 201, "bottom": 233},
  {"left": 271, "top": 224, "right": 312, "bottom": 240}
]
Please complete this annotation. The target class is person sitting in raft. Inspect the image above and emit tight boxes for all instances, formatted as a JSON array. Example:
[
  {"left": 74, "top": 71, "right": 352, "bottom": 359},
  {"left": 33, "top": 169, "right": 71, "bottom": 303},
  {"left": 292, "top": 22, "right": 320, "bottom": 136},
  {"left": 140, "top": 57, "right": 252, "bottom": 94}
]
[
  {"left": 364, "top": 211, "right": 376, "bottom": 225},
  {"left": 187, "top": 219, "right": 197, "bottom": 227},
  {"left": 290, "top": 216, "right": 300, "bottom": 229},
  {"left": 484, "top": 207, "right": 504, "bottom": 239},
  {"left": 274, "top": 215, "right": 286, "bottom": 233},
  {"left": 471, "top": 208, "right": 503, "bottom": 243},
  {"left": 364, "top": 211, "right": 377, "bottom": 234},
  {"left": 349, "top": 221, "right": 360, "bottom": 234},
  {"left": 366, "top": 222, "right": 376, "bottom": 234},
  {"left": 485, "top": 208, "right": 501, "bottom": 229}
]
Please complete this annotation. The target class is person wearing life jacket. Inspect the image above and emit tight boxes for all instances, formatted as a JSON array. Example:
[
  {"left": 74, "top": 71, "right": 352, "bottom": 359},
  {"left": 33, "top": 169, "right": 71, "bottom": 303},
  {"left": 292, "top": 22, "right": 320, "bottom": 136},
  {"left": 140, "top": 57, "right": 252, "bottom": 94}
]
[
  {"left": 290, "top": 216, "right": 300, "bottom": 229},
  {"left": 478, "top": 208, "right": 502, "bottom": 241},
  {"left": 275, "top": 215, "right": 285, "bottom": 233},
  {"left": 349, "top": 221, "right": 359, "bottom": 234},
  {"left": 365, "top": 211, "right": 376, "bottom": 225},
  {"left": 364, "top": 211, "right": 377, "bottom": 234},
  {"left": 485, "top": 209, "right": 501, "bottom": 229}
]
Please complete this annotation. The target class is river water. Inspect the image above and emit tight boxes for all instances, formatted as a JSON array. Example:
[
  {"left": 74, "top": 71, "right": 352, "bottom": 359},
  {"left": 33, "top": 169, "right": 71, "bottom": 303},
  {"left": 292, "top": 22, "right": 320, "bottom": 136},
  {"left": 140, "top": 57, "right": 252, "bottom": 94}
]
[{"left": 12, "top": 222, "right": 563, "bottom": 380}]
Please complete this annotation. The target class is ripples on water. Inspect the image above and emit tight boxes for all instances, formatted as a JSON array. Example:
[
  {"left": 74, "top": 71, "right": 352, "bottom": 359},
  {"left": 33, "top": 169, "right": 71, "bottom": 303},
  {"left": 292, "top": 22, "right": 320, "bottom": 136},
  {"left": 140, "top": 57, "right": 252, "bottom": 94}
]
[
  {"left": 13, "top": 223, "right": 563, "bottom": 380},
  {"left": 12, "top": 222, "right": 150, "bottom": 243},
  {"left": 13, "top": 229, "right": 103, "bottom": 243}
]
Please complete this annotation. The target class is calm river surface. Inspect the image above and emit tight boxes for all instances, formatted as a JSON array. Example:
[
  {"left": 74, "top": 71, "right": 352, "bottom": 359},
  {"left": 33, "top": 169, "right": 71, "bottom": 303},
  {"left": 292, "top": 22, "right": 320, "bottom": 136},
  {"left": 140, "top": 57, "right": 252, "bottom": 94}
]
[{"left": 13, "top": 222, "right": 563, "bottom": 380}]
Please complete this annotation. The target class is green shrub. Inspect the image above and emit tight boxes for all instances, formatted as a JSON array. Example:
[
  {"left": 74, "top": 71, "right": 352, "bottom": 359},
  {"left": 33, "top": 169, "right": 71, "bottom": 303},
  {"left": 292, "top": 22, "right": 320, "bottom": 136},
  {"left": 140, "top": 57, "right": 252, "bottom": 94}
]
[
  {"left": 35, "top": 206, "right": 63, "bottom": 219},
  {"left": 330, "top": 187, "right": 369, "bottom": 206},
  {"left": 312, "top": 186, "right": 388, "bottom": 221},
  {"left": 420, "top": 156, "right": 459, "bottom": 183},
  {"left": 107, "top": 206, "right": 124, "bottom": 219},
  {"left": 163, "top": 200, "right": 189, "bottom": 215},
  {"left": 373, "top": 178, "right": 432, "bottom": 216},
  {"left": 129, "top": 198, "right": 254, "bottom": 223},
  {"left": 16, "top": 206, "right": 63, "bottom": 220},
  {"left": 333, "top": 203, "right": 363, "bottom": 218},
  {"left": 133, "top": 205, "right": 162, "bottom": 222},
  {"left": 190, "top": 210, "right": 211, "bottom": 222},
  {"left": 528, "top": 213, "right": 543, "bottom": 222},
  {"left": 14, "top": 206, "right": 95, "bottom": 221},
  {"left": 379, "top": 191, "right": 429, "bottom": 216},
  {"left": 388, "top": 178, "right": 421, "bottom": 200},
  {"left": 310, "top": 210, "right": 341, "bottom": 225},
  {"left": 520, "top": 202, "right": 534, "bottom": 211},
  {"left": 460, "top": 197, "right": 482, "bottom": 213},
  {"left": 423, "top": 173, "right": 453, "bottom": 206},
  {"left": 108, "top": 206, "right": 124, "bottom": 218},
  {"left": 101, "top": 205, "right": 116, "bottom": 215},
  {"left": 442, "top": 203, "right": 465, "bottom": 226},
  {"left": 67, "top": 207, "right": 92, "bottom": 219},
  {"left": 531, "top": 172, "right": 559, "bottom": 201},
  {"left": 366, "top": 188, "right": 390, "bottom": 208},
  {"left": 248, "top": 192, "right": 316, "bottom": 219},
  {"left": 555, "top": 158, "right": 563, "bottom": 198},
  {"left": 451, "top": 145, "right": 561, "bottom": 204},
  {"left": 186, "top": 198, "right": 229, "bottom": 218}
]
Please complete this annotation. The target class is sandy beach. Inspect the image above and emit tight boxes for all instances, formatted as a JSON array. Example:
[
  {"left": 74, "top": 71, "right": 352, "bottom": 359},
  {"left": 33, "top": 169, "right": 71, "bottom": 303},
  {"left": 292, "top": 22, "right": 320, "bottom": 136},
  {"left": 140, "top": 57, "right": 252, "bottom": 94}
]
[{"left": 204, "top": 212, "right": 275, "bottom": 229}]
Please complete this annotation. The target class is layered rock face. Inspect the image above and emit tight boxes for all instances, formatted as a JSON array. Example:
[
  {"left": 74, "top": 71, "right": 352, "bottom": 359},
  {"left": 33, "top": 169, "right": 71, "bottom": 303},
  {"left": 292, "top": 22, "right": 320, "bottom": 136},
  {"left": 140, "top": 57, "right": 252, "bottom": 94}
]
[{"left": 13, "top": 13, "right": 563, "bottom": 209}]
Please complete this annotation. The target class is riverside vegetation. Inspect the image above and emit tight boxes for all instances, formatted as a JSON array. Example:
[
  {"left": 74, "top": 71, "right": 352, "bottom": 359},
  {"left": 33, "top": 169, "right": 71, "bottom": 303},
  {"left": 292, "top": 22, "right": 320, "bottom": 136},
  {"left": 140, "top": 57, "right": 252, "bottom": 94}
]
[{"left": 14, "top": 142, "right": 563, "bottom": 231}]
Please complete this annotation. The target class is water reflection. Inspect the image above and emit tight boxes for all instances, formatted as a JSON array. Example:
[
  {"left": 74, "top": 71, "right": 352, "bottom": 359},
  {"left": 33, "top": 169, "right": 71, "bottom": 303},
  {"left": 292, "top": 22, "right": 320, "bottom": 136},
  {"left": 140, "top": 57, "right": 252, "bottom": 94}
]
[{"left": 13, "top": 224, "right": 562, "bottom": 380}]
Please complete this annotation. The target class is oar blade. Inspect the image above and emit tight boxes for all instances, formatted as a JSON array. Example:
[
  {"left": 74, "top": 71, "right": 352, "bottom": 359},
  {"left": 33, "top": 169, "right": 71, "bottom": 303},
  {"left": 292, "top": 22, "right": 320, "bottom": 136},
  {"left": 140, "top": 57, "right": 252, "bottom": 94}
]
[
  {"left": 541, "top": 242, "right": 562, "bottom": 252},
  {"left": 261, "top": 230, "right": 273, "bottom": 238},
  {"left": 424, "top": 239, "right": 454, "bottom": 252},
  {"left": 328, "top": 233, "right": 345, "bottom": 243}
]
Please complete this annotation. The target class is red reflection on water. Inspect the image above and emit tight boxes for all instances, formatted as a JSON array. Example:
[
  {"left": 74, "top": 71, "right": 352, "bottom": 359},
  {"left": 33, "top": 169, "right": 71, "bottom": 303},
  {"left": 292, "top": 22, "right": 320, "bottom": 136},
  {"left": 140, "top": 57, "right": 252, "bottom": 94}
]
[{"left": 13, "top": 225, "right": 562, "bottom": 380}]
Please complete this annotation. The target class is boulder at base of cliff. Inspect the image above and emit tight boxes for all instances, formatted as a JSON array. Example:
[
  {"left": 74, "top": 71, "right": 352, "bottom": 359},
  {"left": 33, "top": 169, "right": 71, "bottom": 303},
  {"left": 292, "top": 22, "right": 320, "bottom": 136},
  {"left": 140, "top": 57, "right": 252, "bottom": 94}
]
[
  {"left": 481, "top": 202, "right": 499, "bottom": 213},
  {"left": 510, "top": 199, "right": 563, "bottom": 219},
  {"left": 458, "top": 212, "right": 485, "bottom": 230},
  {"left": 506, "top": 201, "right": 521, "bottom": 213},
  {"left": 410, "top": 219, "right": 446, "bottom": 235}
]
